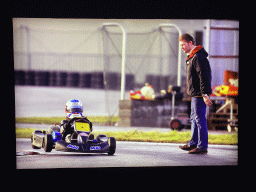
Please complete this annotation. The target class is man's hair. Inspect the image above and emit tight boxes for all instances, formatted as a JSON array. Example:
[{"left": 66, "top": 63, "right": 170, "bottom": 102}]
[{"left": 179, "top": 33, "right": 195, "bottom": 45}]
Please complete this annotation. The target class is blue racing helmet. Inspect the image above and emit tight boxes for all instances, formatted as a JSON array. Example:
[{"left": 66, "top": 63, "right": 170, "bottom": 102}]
[{"left": 65, "top": 99, "right": 83, "bottom": 117}]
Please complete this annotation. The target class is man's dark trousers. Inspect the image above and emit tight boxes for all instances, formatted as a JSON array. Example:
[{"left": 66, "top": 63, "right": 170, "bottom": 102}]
[{"left": 188, "top": 97, "right": 208, "bottom": 150}]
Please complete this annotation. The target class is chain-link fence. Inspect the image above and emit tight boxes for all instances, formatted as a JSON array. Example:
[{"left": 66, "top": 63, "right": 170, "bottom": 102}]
[{"left": 14, "top": 25, "right": 185, "bottom": 117}]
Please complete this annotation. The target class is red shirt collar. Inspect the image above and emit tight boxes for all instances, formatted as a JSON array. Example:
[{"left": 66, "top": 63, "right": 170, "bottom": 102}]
[{"left": 186, "top": 45, "right": 203, "bottom": 61}]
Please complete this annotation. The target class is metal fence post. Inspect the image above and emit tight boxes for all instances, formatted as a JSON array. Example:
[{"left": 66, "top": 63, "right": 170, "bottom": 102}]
[
  {"left": 102, "top": 23, "right": 127, "bottom": 100},
  {"left": 159, "top": 24, "right": 182, "bottom": 87}
]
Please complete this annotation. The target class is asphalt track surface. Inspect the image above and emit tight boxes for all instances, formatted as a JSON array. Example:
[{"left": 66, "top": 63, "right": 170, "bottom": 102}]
[
  {"left": 16, "top": 138, "right": 238, "bottom": 168},
  {"left": 15, "top": 86, "right": 238, "bottom": 168}
]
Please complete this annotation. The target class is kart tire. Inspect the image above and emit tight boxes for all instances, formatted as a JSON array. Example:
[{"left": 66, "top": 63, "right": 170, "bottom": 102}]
[
  {"left": 31, "top": 134, "right": 40, "bottom": 149},
  {"left": 170, "top": 119, "right": 183, "bottom": 130},
  {"left": 108, "top": 137, "right": 116, "bottom": 155},
  {"left": 43, "top": 134, "right": 53, "bottom": 152}
]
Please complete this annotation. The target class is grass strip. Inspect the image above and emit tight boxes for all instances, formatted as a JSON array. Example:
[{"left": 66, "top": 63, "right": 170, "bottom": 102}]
[
  {"left": 15, "top": 116, "right": 119, "bottom": 125},
  {"left": 16, "top": 128, "right": 238, "bottom": 145}
]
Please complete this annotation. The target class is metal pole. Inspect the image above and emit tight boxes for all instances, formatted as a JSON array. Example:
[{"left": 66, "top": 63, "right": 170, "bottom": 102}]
[
  {"left": 21, "top": 25, "right": 31, "bottom": 70},
  {"left": 205, "top": 19, "right": 211, "bottom": 55},
  {"left": 159, "top": 24, "right": 182, "bottom": 86},
  {"left": 102, "top": 23, "right": 127, "bottom": 100},
  {"left": 171, "top": 91, "right": 176, "bottom": 119},
  {"left": 233, "top": 30, "right": 237, "bottom": 71}
]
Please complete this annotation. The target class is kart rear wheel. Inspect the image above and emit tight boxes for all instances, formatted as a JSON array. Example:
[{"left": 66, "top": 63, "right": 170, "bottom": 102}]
[
  {"left": 31, "top": 134, "right": 40, "bottom": 149},
  {"left": 108, "top": 137, "right": 116, "bottom": 155},
  {"left": 43, "top": 134, "right": 53, "bottom": 152}
]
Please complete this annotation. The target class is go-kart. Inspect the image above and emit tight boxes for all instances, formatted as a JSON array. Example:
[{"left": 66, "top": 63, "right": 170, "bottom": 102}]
[{"left": 31, "top": 117, "right": 116, "bottom": 155}]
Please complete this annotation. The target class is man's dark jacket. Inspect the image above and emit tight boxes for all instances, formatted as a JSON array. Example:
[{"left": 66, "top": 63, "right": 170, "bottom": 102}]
[{"left": 186, "top": 45, "right": 212, "bottom": 97}]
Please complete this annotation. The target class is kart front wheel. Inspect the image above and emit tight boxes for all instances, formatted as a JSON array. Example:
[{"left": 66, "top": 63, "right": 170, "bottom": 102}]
[
  {"left": 108, "top": 137, "right": 116, "bottom": 155},
  {"left": 43, "top": 134, "right": 53, "bottom": 152}
]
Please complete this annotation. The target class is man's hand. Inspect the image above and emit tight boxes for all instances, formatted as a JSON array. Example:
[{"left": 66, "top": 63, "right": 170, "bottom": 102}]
[{"left": 203, "top": 95, "right": 213, "bottom": 106}]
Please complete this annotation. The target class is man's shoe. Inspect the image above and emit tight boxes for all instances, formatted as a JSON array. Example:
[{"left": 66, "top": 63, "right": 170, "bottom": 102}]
[
  {"left": 179, "top": 144, "right": 197, "bottom": 151},
  {"left": 188, "top": 148, "right": 207, "bottom": 154}
]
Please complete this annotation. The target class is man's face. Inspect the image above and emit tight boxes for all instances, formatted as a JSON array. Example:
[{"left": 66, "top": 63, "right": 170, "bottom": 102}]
[{"left": 179, "top": 40, "right": 193, "bottom": 53}]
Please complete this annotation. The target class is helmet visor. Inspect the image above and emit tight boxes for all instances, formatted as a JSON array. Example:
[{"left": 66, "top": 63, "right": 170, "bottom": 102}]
[{"left": 68, "top": 106, "right": 83, "bottom": 113}]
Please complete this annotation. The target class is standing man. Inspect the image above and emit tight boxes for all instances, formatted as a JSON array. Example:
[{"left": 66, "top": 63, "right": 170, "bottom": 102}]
[{"left": 179, "top": 34, "right": 213, "bottom": 154}]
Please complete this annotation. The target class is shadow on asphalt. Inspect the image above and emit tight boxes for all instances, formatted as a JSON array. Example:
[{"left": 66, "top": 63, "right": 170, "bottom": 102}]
[{"left": 16, "top": 150, "right": 111, "bottom": 157}]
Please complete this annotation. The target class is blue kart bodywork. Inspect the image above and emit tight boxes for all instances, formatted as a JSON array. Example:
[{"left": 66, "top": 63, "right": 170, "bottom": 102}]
[{"left": 31, "top": 127, "right": 116, "bottom": 155}]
